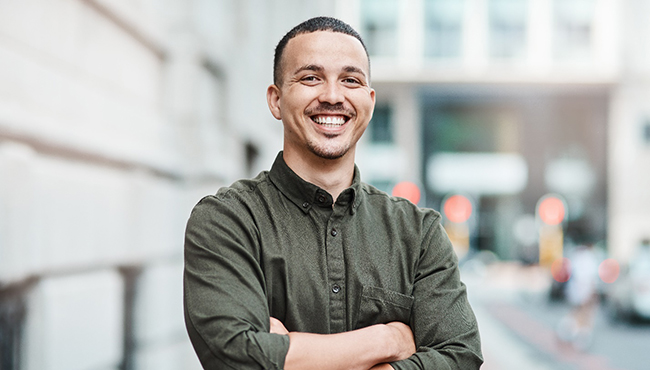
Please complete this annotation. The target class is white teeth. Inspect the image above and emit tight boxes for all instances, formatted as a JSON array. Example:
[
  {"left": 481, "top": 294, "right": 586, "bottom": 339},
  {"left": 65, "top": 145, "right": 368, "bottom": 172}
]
[{"left": 313, "top": 116, "right": 346, "bottom": 126}]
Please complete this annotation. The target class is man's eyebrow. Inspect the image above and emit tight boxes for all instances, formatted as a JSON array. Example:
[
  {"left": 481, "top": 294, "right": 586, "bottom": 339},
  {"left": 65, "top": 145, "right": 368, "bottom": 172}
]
[
  {"left": 293, "top": 64, "right": 324, "bottom": 75},
  {"left": 343, "top": 66, "right": 367, "bottom": 78},
  {"left": 292, "top": 64, "right": 368, "bottom": 78}
]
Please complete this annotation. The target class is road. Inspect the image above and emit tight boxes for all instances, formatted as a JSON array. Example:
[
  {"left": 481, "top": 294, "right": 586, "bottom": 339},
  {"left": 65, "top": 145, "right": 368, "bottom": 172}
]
[{"left": 463, "top": 262, "right": 650, "bottom": 370}]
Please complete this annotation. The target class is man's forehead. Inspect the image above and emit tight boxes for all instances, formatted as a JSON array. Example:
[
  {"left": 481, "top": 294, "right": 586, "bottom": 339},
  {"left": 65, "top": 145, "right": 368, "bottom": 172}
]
[
  {"left": 288, "top": 30, "right": 364, "bottom": 49},
  {"left": 283, "top": 31, "right": 370, "bottom": 71}
]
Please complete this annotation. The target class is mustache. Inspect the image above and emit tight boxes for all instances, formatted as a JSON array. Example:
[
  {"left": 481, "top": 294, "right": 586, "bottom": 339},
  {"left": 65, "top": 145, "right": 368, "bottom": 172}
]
[{"left": 305, "top": 102, "right": 355, "bottom": 117}]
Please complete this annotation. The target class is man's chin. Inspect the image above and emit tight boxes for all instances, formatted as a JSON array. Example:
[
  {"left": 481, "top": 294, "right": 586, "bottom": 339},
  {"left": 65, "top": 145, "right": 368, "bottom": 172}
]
[{"left": 308, "top": 144, "right": 349, "bottom": 160}]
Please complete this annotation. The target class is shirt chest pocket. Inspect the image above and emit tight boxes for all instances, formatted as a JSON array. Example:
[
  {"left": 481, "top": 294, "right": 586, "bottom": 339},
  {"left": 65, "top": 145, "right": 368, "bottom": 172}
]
[{"left": 354, "top": 285, "right": 414, "bottom": 329}]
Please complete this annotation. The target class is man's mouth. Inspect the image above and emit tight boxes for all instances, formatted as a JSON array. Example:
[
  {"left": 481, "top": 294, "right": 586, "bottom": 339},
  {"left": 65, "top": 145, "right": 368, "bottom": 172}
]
[{"left": 311, "top": 115, "right": 349, "bottom": 127}]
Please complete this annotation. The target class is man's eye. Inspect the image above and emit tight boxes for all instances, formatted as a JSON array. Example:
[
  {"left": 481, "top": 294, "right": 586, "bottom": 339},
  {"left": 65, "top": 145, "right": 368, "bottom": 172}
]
[
  {"left": 302, "top": 76, "right": 318, "bottom": 82},
  {"left": 343, "top": 78, "right": 361, "bottom": 84}
]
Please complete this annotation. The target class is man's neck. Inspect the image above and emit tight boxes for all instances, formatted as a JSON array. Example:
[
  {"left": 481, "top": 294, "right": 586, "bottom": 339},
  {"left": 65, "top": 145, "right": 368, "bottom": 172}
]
[{"left": 282, "top": 150, "right": 356, "bottom": 202}]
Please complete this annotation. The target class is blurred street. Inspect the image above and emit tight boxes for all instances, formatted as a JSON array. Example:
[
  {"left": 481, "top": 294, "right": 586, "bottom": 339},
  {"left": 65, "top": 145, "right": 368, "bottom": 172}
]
[{"left": 465, "top": 262, "right": 650, "bottom": 370}]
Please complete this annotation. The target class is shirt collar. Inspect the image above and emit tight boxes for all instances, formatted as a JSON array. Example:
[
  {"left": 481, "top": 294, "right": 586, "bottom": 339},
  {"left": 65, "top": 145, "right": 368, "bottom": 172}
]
[{"left": 268, "top": 151, "right": 362, "bottom": 214}]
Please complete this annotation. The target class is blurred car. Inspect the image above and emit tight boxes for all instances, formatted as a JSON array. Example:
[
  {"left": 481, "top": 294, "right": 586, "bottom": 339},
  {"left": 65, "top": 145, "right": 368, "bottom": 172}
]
[{"left": 603, "top": 251, "right": 650, "bottom": 322}]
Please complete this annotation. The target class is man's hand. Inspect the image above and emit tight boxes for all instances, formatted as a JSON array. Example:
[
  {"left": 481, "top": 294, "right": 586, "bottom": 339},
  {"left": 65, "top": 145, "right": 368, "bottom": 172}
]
[
  {"left": 271, "top": 317, "right": 415, "bottom": 370},
  {"left": 270, "top": 317, "right": 289, "bottom": 335},
  {"left": 385, "top": 321, "right": 416, "bottom": 362},
  {"left": 366, "top": 323, "right": 415, "bottom": 370}
]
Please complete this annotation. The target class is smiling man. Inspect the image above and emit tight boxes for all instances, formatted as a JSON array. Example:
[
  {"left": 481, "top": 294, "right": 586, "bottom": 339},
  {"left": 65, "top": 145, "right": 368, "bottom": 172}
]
[
  {"left": 183, "top": 17, "right": 483, "bottom": 370},
  {"left": 266, "top": 25, "right": 375, "bottom": 203}
]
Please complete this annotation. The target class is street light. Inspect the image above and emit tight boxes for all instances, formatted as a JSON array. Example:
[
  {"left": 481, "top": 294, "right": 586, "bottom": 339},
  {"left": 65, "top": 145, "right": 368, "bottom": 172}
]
[
  {"left": 536, "top": 194, "right": 567, "bottom": 267},
  {"left": 441, "top": 194, "right": 474, "bottom": 259}
]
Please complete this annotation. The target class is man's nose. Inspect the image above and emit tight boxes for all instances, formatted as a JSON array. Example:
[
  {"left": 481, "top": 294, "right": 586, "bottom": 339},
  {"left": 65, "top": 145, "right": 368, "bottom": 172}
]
[{"left": 319, "top": 81, "right": 345, "bottom": 104}]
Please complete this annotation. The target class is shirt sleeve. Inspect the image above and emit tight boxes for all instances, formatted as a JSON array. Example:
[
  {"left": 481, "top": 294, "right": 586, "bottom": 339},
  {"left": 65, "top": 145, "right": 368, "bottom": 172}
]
[
  {"left": 390, "top": 215, "right": 483, "bottom": 370},
  {"left": 183, "top": 195, "right": 290, "bottom": 370}
]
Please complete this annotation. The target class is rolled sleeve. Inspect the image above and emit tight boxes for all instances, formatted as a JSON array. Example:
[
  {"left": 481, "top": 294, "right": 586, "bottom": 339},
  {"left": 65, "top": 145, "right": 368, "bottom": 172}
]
[
  {"left": 183, "top": 195, "right": 290, "bottom": 370},
  {"left": 391, "top": 217, "right": 483, "bottom": 370}
]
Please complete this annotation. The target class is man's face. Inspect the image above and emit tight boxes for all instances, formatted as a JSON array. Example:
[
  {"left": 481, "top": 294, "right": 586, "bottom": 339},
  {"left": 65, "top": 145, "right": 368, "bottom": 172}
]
[{"left": 267, "top": 31, "right": 375, "bottom": 161}]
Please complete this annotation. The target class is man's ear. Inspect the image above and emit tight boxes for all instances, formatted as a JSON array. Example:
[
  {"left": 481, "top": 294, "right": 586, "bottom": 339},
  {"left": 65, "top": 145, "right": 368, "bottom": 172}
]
[
  {"left": 266, "top": 84, "right": 282, "bottom": 120},
  {"left": 368, "top": 87, "right": 376, "bottom": 121}
]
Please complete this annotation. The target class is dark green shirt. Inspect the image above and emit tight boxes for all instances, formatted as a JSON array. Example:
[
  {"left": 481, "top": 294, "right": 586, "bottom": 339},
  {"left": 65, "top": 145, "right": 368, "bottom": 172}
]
[{"left": 184, "top": 152, "right": 482, "bottom": 369}]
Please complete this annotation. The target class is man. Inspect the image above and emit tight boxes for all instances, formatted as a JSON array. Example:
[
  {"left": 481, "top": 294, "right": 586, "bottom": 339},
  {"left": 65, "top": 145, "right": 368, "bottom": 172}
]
[{"left": 184, "top": 16, "right": 482, "bottom": 370}]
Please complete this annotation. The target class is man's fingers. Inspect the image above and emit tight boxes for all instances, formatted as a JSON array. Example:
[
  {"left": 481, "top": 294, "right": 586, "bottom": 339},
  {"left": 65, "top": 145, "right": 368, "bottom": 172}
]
[{"left": 270, "top": 317, "right": 289, "bottom": 335}]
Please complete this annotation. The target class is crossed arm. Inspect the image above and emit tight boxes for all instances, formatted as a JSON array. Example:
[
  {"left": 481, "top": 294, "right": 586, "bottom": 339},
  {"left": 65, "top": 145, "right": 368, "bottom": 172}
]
[
  {"left": 269, "top": 317, "right": 415, "bottom": 370},
  {"left": 184, "top": 196, "right": 482, "bottom": 369}
]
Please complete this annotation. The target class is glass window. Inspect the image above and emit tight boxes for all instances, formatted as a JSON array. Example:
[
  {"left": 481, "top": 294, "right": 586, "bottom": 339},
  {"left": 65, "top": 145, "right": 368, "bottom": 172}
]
[
  {"left": 553, "top": 0, "right": 595, "bottom": 60},
  {"left": 422, "top": 105, "right": 517, "bottom": 154},
  {"left": 369, "top": 105, "right": 394, "bottom": 144},
  {"left": 488, "top": 0, "right": 528, "bottom": 60},
  {"left": 360, "top": 0, "right": 399, "bottom": 57},
  {"left": 424, "top": 0, "right": 464, "bottom": 59}
]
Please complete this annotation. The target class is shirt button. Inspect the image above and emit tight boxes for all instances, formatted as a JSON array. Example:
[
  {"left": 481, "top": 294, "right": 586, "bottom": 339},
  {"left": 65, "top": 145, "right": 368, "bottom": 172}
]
[
  {"left": 330, "top": 229, "right": 338, "bottom": 237},
  {"left": 332, "top": 284, "right": 341, "bottom": 294},
  {"left": 302, "top": 202, "right": 309, "bottom": 208},
  {"left": 318, "top": 195, "right": 326, "bottom": 203}
]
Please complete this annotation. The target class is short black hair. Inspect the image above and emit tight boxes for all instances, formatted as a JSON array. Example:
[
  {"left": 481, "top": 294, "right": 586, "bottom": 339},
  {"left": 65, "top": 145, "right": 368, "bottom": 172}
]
[{"left": 273, "top": 16, "right": 369, "bottom": 86}]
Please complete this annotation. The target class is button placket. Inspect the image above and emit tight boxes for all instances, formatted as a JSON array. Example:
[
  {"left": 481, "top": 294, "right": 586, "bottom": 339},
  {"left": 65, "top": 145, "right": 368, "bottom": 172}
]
[{"left": 325, "top": 217, "right": 345, "bottom": 332}]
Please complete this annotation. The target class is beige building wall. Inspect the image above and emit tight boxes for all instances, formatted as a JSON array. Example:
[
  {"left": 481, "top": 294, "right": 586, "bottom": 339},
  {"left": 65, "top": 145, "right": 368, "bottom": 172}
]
[{"left": 0, "top": 1, "right": 336, "bottom": 369}]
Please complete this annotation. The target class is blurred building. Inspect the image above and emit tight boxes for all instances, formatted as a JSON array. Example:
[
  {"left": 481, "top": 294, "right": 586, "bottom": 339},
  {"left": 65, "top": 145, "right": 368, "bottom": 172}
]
[
  {"left": 338, "top": 0, "right": 650, "bottom": 263},
  {"left": 1, "top": 0, "right": 650, "bottom": 369}
]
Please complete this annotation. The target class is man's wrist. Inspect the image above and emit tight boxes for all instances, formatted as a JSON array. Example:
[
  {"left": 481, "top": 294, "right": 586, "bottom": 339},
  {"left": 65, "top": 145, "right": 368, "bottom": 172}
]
[{"left": 382, "top": 322, "right": 416, "bottom": 362}]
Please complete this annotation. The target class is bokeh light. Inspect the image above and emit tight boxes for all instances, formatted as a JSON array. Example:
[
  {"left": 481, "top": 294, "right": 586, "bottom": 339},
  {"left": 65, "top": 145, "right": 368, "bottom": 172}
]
[
  {"left": 598, "top": 258, "right": 620, "bottom": 284},
  {"left": 538, "top": 196, "right": 566, "bottom": 225},
  {"left": 391, "top": 181, "right": 421, "bottom": 204},
  {"left": 551, "top": 257, "right": 572, "bottom": 283},
  {"left": 443, "top": 194, "right": 473, "bottom": 223}
]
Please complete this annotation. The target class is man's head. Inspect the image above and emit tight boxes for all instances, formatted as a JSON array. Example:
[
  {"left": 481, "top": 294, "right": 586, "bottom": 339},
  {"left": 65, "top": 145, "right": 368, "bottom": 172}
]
[
  {"left": 273, "top": 16, "right": 370, "bottom": 87},
  {"left": 266, "top": 17, "right": 375, "bottom": 163}
]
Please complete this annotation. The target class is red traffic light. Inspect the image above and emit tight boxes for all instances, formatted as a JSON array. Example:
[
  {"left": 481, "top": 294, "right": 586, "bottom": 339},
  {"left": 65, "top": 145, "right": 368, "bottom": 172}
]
[
  {"left": 443, "top": 194, "right": 473, "bottom": 223},
  {"left": 392, "top": 181, "right": 421, "bottom": 204},
  {"left": 537, "top": 195, "right": 566, "bottom": 225}
]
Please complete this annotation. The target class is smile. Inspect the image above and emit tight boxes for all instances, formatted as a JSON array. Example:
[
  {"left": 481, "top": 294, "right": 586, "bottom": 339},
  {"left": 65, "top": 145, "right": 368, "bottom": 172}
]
[{"left": 311, "top": 115, "right": 348, "bottom": 127}]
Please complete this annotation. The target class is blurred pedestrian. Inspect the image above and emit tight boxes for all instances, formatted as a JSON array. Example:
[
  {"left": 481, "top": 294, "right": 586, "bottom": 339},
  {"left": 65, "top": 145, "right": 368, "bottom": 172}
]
[
  {"left": 183, "top": 16, "right": 483, "bottom": 370},
  {"left": 557, "top": 242, "right": 600, "bottom": 350}
]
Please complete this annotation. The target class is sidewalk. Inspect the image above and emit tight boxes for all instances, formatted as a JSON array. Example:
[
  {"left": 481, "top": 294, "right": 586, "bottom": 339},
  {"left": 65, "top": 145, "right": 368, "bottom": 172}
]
[
  {"left": 465, "top": 262, "right": 558, "bottom": 370},
  {"left": 473, "top": 301, "right": 558, "bottom": 370},
  {"left": 464, "top": 262, "right": 622, "bottom": 370}
]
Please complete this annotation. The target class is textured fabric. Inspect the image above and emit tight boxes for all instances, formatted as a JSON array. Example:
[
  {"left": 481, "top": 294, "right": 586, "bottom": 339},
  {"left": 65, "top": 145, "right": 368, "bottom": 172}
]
[{"left": 183, "top": 152, "right": 483, "bottom": 369}]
